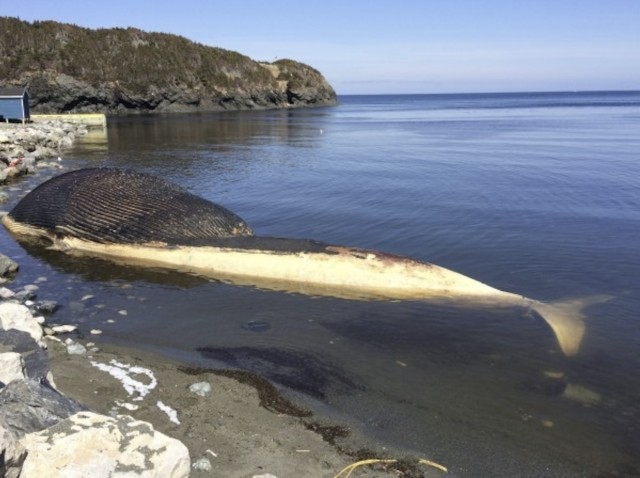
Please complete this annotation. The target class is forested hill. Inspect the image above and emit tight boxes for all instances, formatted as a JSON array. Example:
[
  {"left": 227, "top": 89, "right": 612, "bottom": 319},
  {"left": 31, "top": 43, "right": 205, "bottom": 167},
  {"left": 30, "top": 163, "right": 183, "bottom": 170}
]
[{"left": 0, "top": 17, "right": 337, "bottom": 114}]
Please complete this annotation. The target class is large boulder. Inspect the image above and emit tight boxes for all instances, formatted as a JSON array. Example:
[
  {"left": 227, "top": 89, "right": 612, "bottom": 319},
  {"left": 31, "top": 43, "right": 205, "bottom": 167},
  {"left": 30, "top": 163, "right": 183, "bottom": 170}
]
[
  {"left": 0, "top": 379, "right": 85, "bottom": 437},
  {"left": 0, "top": 303, "right": 43, "bottom": 346},
  {"left": 0, "top": 422, "right": 27, "bottom": 478},
  {"left": 0, "top": 352, "right": 26, "bottom": 386},
  {"left": 20, "top": 411, "right": 190, "bottom": 478},
  {"left": 0, "top": 329, "right": 50, "bottom": 383}
]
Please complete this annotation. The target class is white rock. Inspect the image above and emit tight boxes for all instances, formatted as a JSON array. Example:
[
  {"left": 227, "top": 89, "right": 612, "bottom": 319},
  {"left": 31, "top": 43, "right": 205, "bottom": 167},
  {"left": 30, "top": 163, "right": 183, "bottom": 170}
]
[
  {"left": 192, "top": 457, "right": 212, "bottom": 471},
  {"left": 43, "top": 335, "right": 62, "bottom": 344},
  {"left": 253, "top": 474, "right": 279, "bottom": 478},
  {"left": 52, "top": 324, "right": 78, "bottom": 334},
  {"left": 0, "top": 303, "right": 43, "bottom": 345},
  {"left": 1, "top": 423, "right": 27, "bottom": 478},
  {"left": 188, "top": 381, "right": 212, "bottom": 397},
  {"left": 0, "top": 287, "right": 15, "bottom": 298},
  {"left": 90, "top": 328, "right": 103, "bottom": 335},
  {"left": 0, "top": 352, "right": 26, "bottom": 384},
  {"left": 19, "top": 411, "right": 190, "bottom": 478},
  {"left": 115, "top": 399, "right": 139, "bottom": 411},
  {"left": 34, "top": 316, "right": 46, "bottom": 325}
]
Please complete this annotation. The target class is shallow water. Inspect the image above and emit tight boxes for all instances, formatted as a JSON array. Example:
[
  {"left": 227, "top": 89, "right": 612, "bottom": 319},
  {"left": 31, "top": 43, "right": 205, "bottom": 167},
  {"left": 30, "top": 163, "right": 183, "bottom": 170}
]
[{"left": 2, "top": 91, "right": 640, "bottom": 476}]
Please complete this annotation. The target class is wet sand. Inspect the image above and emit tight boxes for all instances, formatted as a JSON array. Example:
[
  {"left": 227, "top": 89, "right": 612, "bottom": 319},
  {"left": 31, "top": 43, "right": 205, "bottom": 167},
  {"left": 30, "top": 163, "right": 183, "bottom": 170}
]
[{"left": 46, "top": 337, "right": 447, "bottom": 478}]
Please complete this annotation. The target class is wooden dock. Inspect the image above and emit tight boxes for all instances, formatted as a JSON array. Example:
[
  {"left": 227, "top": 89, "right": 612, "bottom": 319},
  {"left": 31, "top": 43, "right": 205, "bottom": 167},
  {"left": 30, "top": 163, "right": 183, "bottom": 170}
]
[{"left": 31, "top": 113, "right": 107, "bottom": 128}]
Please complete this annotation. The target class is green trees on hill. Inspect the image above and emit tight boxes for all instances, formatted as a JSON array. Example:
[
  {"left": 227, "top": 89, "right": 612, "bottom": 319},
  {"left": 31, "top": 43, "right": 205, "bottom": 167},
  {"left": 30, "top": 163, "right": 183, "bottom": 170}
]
[
  {"left": 0, "top": 17, "right": 336, "bottom": 112},
  {"left": 0, "top": 17, "right": 278, "bottom": 95}
]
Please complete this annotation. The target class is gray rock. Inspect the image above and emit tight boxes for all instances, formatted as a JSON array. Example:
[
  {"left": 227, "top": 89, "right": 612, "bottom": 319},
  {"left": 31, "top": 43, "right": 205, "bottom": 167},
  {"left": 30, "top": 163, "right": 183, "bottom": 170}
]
[
  {"left": 36, "top": 300, "right": 59, "bottom": 315},
  {"left": 0, "top": 254, "right": 18, "bottom": 277},
  {"left": 0, "top": 329, "right": 49, "bottom": 382},
  {"left": 13, "top": 289, "right": 36, "bottom": 302},
  {"left": 20, "top": 412, "right": 190, "bottom": 478},
  {"left": 0, "top": 379, "right": 85, "bottom": 437}
]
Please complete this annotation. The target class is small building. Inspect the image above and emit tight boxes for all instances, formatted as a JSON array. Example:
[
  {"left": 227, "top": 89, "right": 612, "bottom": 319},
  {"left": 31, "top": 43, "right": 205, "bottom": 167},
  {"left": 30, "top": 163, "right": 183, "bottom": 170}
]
[{"left": 0, "top": 87, "right": 30, "bottom": 123}]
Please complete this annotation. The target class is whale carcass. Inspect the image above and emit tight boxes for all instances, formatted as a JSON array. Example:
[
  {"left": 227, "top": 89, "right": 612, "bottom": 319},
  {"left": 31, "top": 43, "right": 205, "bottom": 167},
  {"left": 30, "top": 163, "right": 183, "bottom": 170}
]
[{"left": 2, "top": 168, "right": 603, "bottom": 356}]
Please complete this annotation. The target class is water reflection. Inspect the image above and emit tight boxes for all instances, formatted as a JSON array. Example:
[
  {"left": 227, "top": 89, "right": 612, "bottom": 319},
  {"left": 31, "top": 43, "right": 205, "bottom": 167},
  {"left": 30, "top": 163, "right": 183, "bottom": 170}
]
[
  {"left": 76, "top": 127, "right": 109, "bottom": 154},
  {"left": 16, "top": 239, "right": 208, "bottom": 288},
  {"left": 106, "top": 108, "right": 333, "bottom": 152}
]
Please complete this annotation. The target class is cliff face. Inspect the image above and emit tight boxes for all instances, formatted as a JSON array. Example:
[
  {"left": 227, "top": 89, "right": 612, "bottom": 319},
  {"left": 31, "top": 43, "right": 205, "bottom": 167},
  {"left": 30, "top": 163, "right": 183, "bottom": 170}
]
[{"left": 0, "top": 17, "right": 337, "bottom": 114}]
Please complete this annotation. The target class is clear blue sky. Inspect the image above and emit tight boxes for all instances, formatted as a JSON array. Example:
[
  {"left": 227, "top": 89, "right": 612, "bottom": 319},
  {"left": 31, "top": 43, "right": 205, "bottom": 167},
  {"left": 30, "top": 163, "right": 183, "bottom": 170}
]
[{"left": 3, "top": 0, "right": 639, "bottom": 94}]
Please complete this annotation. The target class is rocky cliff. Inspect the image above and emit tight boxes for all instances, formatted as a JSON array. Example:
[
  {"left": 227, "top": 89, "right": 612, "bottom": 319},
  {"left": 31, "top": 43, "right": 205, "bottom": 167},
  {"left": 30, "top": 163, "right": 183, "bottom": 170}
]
[{"left": 0, "top": 17, "right": 337, "bottom": 114}]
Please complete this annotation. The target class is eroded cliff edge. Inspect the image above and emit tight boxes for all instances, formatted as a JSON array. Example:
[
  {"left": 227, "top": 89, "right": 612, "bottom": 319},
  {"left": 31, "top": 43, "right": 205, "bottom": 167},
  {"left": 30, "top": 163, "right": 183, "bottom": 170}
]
[{"left": 0, "top": 17, "right": 337, "bottom": 114}]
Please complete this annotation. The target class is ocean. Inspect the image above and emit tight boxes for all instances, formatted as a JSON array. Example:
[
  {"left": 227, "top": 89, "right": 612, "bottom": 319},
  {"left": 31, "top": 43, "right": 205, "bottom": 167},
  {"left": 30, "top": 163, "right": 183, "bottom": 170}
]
[{"left": 2, "top": 91, "right": 640, "bottom": 476}]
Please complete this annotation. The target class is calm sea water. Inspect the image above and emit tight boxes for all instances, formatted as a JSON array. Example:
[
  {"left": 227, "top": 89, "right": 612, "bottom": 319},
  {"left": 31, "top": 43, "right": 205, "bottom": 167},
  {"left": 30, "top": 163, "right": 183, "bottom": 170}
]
[{"left": 2, "top": 91, "right": 640, "bottom": 476}]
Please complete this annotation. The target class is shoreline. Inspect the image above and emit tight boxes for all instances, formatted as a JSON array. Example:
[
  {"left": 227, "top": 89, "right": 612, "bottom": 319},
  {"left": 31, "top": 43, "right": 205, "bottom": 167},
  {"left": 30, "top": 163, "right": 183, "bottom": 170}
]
[
  {"left": 0, "top": 268, "right": 442, "bottom": 477},
  {"left": 0, "top": 120, "right": 90, "bottom": 184},
  {"left": 0, "top": 133, "right": 444, "bottom": 477}
]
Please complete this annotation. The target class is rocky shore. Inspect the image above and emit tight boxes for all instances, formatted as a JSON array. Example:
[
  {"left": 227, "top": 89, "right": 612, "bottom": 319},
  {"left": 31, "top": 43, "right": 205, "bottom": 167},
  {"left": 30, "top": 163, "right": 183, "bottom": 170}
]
[
  {"left": 0, "top": 130, "right": 443, "bottom": 477},
  {"left": 0, "top": 120, "right": 88, "bottom": 184}
]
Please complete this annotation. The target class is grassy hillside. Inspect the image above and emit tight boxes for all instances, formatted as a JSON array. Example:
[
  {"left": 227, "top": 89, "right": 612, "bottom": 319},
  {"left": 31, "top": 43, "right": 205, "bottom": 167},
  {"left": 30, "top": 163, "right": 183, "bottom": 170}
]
[{"left": 0, "top": 17, "right": 337, "bottom": 113}]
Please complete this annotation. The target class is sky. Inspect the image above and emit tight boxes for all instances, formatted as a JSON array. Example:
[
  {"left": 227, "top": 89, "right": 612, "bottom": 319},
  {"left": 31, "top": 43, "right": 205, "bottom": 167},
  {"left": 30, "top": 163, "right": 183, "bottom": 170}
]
[{"left": 2, "top": 0, "right": 639, "bottom": 95}]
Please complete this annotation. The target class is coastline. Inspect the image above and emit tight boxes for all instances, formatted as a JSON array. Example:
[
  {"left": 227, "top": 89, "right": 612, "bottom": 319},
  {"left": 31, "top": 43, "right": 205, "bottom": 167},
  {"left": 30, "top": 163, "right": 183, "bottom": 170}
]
[
  {"left": 0, "top": 120, "right": 89, "bottom": 183},
  {"left": 0, "top": 128, "right": 445, "bottom": 477}
]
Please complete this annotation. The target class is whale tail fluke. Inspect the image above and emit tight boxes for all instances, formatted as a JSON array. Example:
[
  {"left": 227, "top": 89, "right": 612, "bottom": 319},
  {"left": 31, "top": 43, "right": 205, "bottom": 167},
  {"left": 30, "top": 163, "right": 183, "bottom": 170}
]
[{"left": 530, "top": 295, "right": 613, "bottom": 356}]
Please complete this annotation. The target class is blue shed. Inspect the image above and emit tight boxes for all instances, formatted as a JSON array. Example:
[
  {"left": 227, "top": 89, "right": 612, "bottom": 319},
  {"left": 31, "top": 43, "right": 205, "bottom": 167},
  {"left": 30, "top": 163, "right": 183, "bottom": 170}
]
[{"left": 0, "top": 87, "right": 30, "bottom": 122}]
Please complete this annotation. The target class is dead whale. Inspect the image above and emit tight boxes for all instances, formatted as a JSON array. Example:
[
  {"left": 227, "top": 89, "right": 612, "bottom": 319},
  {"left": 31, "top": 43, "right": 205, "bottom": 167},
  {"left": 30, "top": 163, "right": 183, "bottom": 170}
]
[{"left": 2, "top": 168, "right": 604, "bottom": 356}]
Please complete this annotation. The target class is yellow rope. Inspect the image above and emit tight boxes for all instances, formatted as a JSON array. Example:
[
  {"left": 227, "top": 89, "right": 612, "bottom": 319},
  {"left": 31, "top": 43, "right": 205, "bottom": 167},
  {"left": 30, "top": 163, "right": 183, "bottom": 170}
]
[
  {"left": 418, "top": 458, "right": 449, "bottom": 473},
  {"left": 333, "top": 457, "right": 448, "bottom": 478},
  {"left": 334, "top": 459, "right": 396, "bottom": 478}
]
